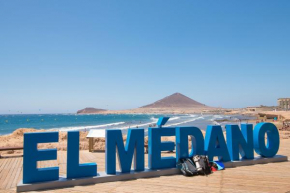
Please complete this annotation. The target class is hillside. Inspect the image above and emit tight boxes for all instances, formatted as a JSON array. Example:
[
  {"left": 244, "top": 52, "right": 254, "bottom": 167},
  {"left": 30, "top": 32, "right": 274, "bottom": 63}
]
[{"left": 141, "top": 92, "right": 207, "bottom": 108}]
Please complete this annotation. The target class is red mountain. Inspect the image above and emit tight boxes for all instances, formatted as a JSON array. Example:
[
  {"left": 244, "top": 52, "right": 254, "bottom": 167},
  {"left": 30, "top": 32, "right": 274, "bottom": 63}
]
[{"left": 141, "top": 93, "right": 207, "bottom": 108}]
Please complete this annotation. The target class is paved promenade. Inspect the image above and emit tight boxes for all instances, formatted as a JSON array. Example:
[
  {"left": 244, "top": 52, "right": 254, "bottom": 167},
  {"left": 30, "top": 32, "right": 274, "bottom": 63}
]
[{"left": 1, "top": 134, "right": 290, "bottom": 193}]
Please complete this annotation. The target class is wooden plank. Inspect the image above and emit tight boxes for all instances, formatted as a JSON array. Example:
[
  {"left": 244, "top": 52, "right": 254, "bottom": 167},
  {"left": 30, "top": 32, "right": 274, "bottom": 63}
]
[
  {"left": 0, "top": 157, "right": 9, "bottom": 172},
  {"left": 5, "top": 157, "right": 19, "bottom": 189},
  {"left": 6, "top": 157, "right": 20, "bottom": 189},
  {"left": 0, "top": 158, "right": 13, "bottom": 189},
  {"left": 10, "top": 158, "right": 23, "bottom": 190}
]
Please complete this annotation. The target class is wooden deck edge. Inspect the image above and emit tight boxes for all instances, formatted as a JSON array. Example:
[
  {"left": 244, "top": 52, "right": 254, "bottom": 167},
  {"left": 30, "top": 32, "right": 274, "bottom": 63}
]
[
  {"left": 223, "top": 155, "right": 288, "bottom": 168},
  {"left": 16, "top": 155, "right": 288, "bottom": 192}
]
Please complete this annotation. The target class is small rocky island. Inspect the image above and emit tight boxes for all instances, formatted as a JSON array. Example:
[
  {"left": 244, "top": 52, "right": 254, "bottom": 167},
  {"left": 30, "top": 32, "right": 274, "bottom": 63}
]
[{"left": 77, "top": 108, "right": 107, "bottom": 114}]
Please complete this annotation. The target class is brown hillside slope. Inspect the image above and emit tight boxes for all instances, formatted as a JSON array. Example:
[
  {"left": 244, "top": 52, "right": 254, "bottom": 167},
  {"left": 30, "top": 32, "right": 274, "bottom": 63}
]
[{"left": 141, "top": 92, "right": 208, "bottom": 108}]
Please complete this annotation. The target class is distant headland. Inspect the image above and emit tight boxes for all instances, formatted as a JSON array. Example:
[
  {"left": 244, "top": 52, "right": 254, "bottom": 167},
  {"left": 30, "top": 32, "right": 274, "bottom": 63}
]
[{"left": 77, "top": 108, "right": 107, "bottom": 114}]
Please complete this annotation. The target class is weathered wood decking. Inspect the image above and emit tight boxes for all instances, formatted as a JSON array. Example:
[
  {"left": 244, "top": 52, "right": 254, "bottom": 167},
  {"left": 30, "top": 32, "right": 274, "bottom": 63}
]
[{"left": 1, "top": 138, "right": 290, "bottom": 193}]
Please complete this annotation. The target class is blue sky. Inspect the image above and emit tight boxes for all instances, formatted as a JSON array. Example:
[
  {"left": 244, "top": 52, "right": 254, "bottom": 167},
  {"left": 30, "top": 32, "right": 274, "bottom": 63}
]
[{"left": 0, "top": 0, "right": 289, "bottom": 114}]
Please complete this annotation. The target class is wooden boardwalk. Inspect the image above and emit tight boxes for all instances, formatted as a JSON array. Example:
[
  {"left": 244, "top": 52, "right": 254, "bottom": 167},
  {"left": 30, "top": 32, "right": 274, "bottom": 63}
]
[{"left": 1, "top": 138, "right": 290, "bottom": 193}]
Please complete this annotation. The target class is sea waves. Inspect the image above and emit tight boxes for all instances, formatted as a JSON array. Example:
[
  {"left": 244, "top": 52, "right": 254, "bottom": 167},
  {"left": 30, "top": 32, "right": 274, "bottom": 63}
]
[
  {"left": 166, "top": 116, "right": 204, "bottom": 127},
  {"left": 53, "top": 122, "right": 125, "bottom": 132},
  {"left": 0, "top": 113, "right": 253, "bottom": 135},
  {"left": 52, "top": 116, "right": 192, "bottom": 132}
]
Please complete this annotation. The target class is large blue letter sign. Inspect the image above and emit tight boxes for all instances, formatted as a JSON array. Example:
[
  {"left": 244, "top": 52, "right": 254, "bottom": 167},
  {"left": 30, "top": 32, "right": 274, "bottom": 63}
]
[
  {"left": 106, "top": 129, "right": 144, "bottom": 174},
  {"left": 176, "top": 127, "right": 204, "bottom": 161},
  {"left": 148, "top": 127, "right": 176, "bottom": 169},
  {"left": 23, "top": 132, "right": 59, "bottom": 183},
  {"left": 254, "top": 123, "right": 280, "bottom": 157},
  {"left": 205, "top": 125, "right": 230, "bottom": 162},
  {"left": 226, "top": 124, "right": 254, "bottom": 161},
  {"left": 67, "top": 131, "right": 97, "bottom": 178},
  {"left": 21, "top": 117, "right": 284, "bottom": 187}
]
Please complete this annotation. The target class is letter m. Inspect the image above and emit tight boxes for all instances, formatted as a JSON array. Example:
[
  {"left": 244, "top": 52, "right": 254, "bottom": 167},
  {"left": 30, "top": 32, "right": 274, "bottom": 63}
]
[{"left": 106, "top": 129, "right": 144, "bottom": 174}]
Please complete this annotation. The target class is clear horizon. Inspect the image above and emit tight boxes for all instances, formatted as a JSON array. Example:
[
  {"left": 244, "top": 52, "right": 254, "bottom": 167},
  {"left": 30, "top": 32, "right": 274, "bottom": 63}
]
[{"left": 1, "top": 1, "right": 289, "bottom": 114}]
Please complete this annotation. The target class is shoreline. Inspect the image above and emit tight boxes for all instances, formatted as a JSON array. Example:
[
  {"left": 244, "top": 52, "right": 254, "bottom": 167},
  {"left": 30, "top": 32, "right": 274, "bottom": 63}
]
[
  {"left": 1, "top": 116, "right": 289, "bottom": 157},
  {"left": 0, "top": 113, "right": 256, "bottom": 136},
  {"left": 1, "top": 110, "right": 289, "bottom": 157}
]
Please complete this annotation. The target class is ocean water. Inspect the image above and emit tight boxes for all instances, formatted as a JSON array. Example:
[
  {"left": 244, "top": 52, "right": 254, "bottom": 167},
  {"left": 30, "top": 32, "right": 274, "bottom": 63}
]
[{"left": 0, "top": 114, "right": 255, "bottom": 135}]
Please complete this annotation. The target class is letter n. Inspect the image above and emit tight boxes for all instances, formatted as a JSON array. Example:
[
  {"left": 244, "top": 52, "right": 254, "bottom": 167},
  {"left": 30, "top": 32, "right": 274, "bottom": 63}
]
[{"left": 226, "top": 124, "right": 254, "bottom": 161}]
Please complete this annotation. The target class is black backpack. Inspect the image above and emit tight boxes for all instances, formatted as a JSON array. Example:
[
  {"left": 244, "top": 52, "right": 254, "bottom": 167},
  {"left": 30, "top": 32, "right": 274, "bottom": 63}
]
[
  {"left": 193, "top": 155, "right": 212, "bottom": 175},
  {"left": 177, "top": 158, "right": 198, "bottom": 176}
]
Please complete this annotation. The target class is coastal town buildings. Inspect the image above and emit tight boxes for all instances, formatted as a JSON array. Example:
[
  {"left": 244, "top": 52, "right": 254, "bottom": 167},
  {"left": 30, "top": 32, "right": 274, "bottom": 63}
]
[
  {"left": 246, "top": 105, "right": 275, "bottom": 112},
  {"left": 278, "top": 98, "right": 290, "bottom": 110}
]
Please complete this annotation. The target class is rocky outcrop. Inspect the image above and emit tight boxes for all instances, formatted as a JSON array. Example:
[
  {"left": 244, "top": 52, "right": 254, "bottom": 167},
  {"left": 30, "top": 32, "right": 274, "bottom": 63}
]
[{"left": 77, "top": 108, "right": 107, "bottom": 114}]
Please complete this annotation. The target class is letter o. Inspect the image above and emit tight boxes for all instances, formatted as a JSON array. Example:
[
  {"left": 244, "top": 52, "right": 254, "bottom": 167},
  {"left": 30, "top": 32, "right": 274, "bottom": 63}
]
[{"left": 254, "top": 123, "right": 280, "bottom": 157}]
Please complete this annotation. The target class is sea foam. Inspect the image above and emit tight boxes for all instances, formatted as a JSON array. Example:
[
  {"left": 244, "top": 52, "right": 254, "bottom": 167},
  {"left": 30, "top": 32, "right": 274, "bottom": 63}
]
[{"left": 53, "top": 122, "right": 126, "bottom": 132}]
